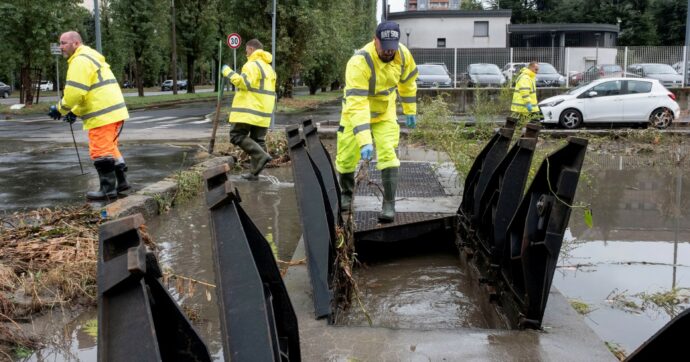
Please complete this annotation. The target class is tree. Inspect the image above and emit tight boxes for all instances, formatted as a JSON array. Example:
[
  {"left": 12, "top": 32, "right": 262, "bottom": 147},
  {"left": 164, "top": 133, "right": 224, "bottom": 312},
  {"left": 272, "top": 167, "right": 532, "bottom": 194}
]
[
  {"left": 0, "top": 0, "right": 83, "bottom": 104},
  {"left": 175, "top": 0, "right": 218, "bottom": 93},
  {"left": 651, "top": 0, "right": 686, "bottom": 46},
  {"left": 461, "top": 0, "right": 484, "bottom": 10},
  {"left": 112, "top": 0, "right": 166, "bottom": 96}
]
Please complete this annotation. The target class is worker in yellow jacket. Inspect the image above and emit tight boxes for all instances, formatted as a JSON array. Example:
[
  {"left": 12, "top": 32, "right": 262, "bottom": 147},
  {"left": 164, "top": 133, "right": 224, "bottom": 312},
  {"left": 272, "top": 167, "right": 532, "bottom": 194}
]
[
  {"left": 48, "top": 31, "right": 130, "bottom": 201},
  {"left": 511, "top": 61, "right": 541, "bottom": 124},
  {"left": 221, "top": 39, "right": 276, "bottom": 181},
  {"left": 336, "top": 21, "right": 418, "bottom": 222}
]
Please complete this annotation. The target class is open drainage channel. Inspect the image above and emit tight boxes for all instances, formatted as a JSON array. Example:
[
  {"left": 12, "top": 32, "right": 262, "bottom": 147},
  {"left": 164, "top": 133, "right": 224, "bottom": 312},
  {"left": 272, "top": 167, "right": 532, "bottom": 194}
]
[{"left": 32, "top": 119, "right": 690, "bottom": 360}]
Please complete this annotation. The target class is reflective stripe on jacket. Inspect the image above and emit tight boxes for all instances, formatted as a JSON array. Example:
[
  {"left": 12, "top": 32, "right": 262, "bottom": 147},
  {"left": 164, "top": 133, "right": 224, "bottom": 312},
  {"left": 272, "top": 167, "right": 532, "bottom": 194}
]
[
  {"left": 341, "top": 41, "right": 418, "bottom": 147},
  {"left": 223, "top": 49, "right": 276, "bottom": 128},
  {"left": 511, "top": 68, "right": 540, "bottom": 114},
  {"left": 57, "top": 45, "right": 129, "bottom": 130}
]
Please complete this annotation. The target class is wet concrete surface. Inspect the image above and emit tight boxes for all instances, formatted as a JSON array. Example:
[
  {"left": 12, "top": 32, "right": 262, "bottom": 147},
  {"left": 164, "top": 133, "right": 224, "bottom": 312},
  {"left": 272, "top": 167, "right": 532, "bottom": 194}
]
[{"left": 0, "top": 144, "right": 197, "bottom": 212}]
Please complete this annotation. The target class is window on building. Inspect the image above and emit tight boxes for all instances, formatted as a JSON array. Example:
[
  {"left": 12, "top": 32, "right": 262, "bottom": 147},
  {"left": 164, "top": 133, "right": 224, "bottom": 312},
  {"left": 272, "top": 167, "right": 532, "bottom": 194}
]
[
  {"left": 437, "top": 38, "right": 446, "bottom": 48},
  {"left": 418, "top": 0, "right": 428, "bottom": 10},
  {"left": 474, "top": 21, "right": 489, "bottom": 37},
  {"left": 450, "top": 0, "right": 460, "bottom": 9}
]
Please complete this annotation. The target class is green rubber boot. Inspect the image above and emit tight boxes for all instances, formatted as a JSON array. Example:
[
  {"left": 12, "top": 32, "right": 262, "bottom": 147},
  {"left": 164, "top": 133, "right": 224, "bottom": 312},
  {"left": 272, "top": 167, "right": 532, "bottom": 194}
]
[
  {"left": 87, "top": 158, "right": 118, "bottom": 201},
  {"left": 239, "top": 137, "right": 272, "bottom": 181},
  {"left": 339, "top": 172, "right": 355, "bottom": 212},
  {"left": 378, "top": 167, "right": 399, "bottom": 223}
]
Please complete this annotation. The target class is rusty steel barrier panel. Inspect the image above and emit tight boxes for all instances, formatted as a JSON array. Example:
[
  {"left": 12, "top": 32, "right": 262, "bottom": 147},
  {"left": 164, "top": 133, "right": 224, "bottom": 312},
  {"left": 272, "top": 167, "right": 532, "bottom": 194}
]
[
  {"left": 458, "top": 117, "right": 517, "bottom": 223},
  {"left": 500, "top": 137, "right": 588, "bottom": 329},
  {"left": 204, "top": 164, "right": 300, "bottom": 362},
  {"left": 98, "top": 213, "right": 210, "bottom": 362},
  {"left": 302, "top": 119, "right": 341, "bottom": 221},
  {"left": 286, "top": 124, "right": 335, "bottom": 319},
  {"left": 626, "top": 308, "right": 690, "bottom": 361},
  {"left": 475, "top": 124, "right": 540, "bottom": 273}
]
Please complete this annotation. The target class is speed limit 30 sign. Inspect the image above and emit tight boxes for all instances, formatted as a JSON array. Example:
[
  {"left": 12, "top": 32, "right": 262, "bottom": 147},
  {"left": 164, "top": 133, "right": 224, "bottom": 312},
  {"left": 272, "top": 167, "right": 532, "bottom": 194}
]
[{"left": 227, "top": 33, "right": 241, "bottom": 49}]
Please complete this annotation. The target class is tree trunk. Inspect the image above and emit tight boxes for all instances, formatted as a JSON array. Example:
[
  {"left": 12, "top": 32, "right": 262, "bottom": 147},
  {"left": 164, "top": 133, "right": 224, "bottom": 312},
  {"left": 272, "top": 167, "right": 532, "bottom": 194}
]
[
  {"left": 320, "top": 86, "right": 327, "bottom": 92},
  {"left": 186, "top": 56, "right": 195, "bottom": 93},
  {"left": 330, "top": 80, "right": 340, "bottom": 91},
  {"left": 309, "top": 83, "right": 318, "bottom": 95},
  {"left": 135, "top": 57, "right": 144, "bottom": 97},
  {"left": 283, "top": 78, "right": 293, "bottom": 98}
]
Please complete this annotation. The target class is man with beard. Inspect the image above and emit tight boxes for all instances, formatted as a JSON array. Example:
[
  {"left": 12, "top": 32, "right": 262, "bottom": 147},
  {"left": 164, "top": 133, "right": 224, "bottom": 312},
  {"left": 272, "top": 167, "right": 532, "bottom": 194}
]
[{"left": 335, "top": 21, "right": 418, "bottom": 222}]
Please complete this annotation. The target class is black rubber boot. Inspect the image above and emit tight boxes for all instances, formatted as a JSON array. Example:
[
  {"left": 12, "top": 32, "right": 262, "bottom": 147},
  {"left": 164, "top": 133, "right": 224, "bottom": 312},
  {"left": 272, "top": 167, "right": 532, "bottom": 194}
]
[
  {"left": 339, "top": 172, "right": 355, "bottom": 212},
  {"left": 115, "top": 163, "right": 131, "bottom": 192},
  {"left": 378, "top": 167, "right": 399, "bottom": 223},
  {"left": 239, "top": 137, "right": 272, "bottom": 180},
  {"left": 87, "top": 158, "right": 118, "bottom": 201}
]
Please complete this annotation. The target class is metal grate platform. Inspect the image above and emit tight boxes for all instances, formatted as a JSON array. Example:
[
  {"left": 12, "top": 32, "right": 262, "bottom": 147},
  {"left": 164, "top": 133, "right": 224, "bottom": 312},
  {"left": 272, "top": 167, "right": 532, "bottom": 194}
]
[
  {"left": 355, "top": 162, "right": 446, "bottom": 198},
  {"left": 353, "top": 211, "right": 452, "bottom": 233}
]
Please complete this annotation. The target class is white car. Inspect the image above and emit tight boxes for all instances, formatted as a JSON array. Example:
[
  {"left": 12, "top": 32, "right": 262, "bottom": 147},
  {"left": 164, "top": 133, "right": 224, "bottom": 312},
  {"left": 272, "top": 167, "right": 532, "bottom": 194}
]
[
  {"left": 38, "top": 80, "right": 53, "bottom": 91},
  {"left": 538, "top": 78, "right": 679, "bottom": 129}
]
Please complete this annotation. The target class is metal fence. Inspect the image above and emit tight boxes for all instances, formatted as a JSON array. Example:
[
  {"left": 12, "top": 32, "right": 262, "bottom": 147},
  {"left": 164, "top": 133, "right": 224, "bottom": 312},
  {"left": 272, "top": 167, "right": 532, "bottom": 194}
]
[{"left": 409, "top": 46, "right": 689, "bottom": 88}]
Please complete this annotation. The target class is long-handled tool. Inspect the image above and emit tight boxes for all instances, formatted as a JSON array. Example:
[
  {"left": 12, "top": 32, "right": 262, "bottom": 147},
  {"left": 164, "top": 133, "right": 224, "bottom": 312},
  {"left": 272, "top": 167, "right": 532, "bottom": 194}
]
[
  {"left": 208, "top": 77, "right": 226, "bottom": 154},
  {"left": 69, "top": 122, "right": 87, "bottom": 175}
]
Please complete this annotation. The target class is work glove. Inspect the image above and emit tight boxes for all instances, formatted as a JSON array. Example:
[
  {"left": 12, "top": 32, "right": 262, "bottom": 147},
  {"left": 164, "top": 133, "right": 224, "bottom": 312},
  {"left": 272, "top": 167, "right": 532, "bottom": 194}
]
[
  {"left": 405, "top": 114, "right": 417, "bottom": 128},
  {"left": 221, "top": 65, "right": 233, "bottom": 77},
  {"left": 48, "top": 105, "right": 61, "bottom": 120},
  {"left": 63, "top": 112, "right": 77, "bottom": 124},
  {"left": 526, "top": 103, "right": 533, "bottom": 112},
  {"left": 360, "top": 144, "right": 374, "bottom": 161}
]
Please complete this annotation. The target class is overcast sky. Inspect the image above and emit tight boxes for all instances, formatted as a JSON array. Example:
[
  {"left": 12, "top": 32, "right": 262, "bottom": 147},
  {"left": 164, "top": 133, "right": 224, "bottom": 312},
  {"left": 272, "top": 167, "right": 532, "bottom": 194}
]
[{"left": 378, "top": 0, "right": 406, "bottom": 21}]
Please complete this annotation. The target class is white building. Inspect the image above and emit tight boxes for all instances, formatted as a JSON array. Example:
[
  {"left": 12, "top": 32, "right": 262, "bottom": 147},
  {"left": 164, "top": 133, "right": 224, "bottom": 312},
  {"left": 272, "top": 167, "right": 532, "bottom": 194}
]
[{"left": 388, "top": 10, "right": 512, "bottom": 49}]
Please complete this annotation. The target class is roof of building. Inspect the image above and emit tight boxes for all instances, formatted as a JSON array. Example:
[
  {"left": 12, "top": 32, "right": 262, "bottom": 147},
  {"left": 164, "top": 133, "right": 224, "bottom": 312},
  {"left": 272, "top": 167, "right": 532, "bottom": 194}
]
[
  {"left": 388, "top": 10, "right": 512, "bottom": 20},
  {"left": 508, "top": 23, "right": 619, "bottom": 33}
]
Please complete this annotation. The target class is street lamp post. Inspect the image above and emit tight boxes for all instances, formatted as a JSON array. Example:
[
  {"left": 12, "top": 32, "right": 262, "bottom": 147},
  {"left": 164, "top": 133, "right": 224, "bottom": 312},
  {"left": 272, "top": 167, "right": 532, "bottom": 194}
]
[
  {"left": 550, "top": 32, "right": 555, "bottom": 65},
  {"left": 405, "top": 29, "right": 411, "bottom": 47}
]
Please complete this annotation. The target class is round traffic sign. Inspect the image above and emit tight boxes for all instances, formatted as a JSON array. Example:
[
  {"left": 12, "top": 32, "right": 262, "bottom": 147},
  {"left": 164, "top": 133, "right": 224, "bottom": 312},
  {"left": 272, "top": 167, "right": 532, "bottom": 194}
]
[{"left": 227, "top": 33, "right": 241, "bottom": 49}]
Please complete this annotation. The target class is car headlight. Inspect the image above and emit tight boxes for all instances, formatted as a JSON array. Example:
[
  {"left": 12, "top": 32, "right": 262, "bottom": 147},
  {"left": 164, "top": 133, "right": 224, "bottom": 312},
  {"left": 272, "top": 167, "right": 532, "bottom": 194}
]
[
  {"left": 558, "top": 76, "right": 565, "bottom": 82},
  {"left": 444, "top": 80, "right": 451, "bottom": 85},
  {"left": 540, "top": 99, "right": 564, "bottom": 107}
]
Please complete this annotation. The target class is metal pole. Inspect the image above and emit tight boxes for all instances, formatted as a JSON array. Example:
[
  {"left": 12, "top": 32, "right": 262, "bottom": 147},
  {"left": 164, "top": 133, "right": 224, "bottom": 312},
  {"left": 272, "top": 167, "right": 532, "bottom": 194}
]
[
  {"left": 672, "top": 167, "right": 681, "bottom": 288},
  {"left": 56, "top": 57, "right": 61, "bottom": 101},
  {"left": 683, "top": 46, "right": 688, "bottom": 87},
  {"left": 94, "top": 0, "right": 102, "bottom": 53},
  {"left": 453, "top": 47, "right": 457, "bottom": 89},
  {"left": 624, "top": 46, "right": 628, "bottom": 78},
  {"left": 685, "top": 0, "right": 690, "bottom": 85},
  {"left": 233, "top": 49, "right": 237, "bottom": 75},
  {"left": 565, "top": 47, "right": 570, "bottom": 87},
  {"left": 171, "top": 0, "right": 178, "bottom": 95},
  {"left": 271, "top": 0, "right": 277, "bottom": 129}
]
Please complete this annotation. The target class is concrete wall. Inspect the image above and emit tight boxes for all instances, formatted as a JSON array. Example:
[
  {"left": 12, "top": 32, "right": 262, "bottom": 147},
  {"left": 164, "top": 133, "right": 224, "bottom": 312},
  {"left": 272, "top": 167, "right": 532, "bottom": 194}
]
[
  {"left": 417, "top": 87, "right": 690, "bottom": 114},
  {"left": 396, "top": 17, "right": 510, "bottom": 48}
]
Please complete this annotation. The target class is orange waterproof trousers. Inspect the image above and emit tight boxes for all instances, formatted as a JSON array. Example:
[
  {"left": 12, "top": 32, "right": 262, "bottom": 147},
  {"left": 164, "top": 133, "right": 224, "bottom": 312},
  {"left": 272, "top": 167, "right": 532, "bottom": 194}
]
[{"left": 88, "top": 121, "right": 123, "bottom": 160}]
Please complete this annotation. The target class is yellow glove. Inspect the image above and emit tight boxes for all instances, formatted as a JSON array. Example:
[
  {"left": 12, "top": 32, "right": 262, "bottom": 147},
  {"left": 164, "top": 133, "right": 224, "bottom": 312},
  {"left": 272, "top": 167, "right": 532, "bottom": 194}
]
[{"left": 221, "top": 65, "right": 233, "bottom": 77}]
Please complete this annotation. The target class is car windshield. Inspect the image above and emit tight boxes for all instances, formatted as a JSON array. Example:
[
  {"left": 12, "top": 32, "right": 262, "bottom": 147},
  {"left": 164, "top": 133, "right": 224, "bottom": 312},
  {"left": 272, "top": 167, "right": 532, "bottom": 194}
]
[
  {"left": 469, "top": 64, "right": 500, "bottom": 75},
  {"left": 538, "top": 63, "right": 558, "bottom": 74},
  {"left": 419, "top": 65, "right": 448, "bottom": 76},
  {"left": 603, "top": 65, "right": 622, "bottom": 72},
  {"left": 643, "top": 64, "right": 677, "bottom": 74},
  {"left": 567, "top": 82, "right": 589, "bottom": 95}
]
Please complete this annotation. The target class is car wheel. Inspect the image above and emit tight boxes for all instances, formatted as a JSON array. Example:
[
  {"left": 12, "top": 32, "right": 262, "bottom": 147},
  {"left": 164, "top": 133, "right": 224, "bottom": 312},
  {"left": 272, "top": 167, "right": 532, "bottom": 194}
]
[
  {"left": 649, "top": 108, "right": 672, "bottom": 129},
  {"left": 559, "top": 108, "right": 583, "bottom": 129},
  {"left": 2, "top": 91, "right": 7, "bottom": 99}
]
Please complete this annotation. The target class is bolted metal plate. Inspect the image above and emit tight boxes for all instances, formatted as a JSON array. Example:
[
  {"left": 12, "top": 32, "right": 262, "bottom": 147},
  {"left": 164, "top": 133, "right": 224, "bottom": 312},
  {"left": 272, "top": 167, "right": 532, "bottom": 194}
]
[
  {"left": 355, "top": 162, "right": 446, "bottom": 198},
  {"left": 353, "top": 211, "right": 451, "bottom": 232}
]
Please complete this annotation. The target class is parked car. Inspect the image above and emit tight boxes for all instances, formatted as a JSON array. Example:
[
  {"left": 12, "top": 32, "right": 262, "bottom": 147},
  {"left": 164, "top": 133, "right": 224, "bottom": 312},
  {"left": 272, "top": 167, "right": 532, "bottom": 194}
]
[
  {"left": 161, "top": 79, "right": 188, "bottom": 91},
  {"left": 627, "top": 63, "right": 683, "bottom": 88},
  {"left": 38, "top": 80, "right": 53, "bottom": 91},
  {"left": 672, "top": 61, "right": 689, "bottom": 76},
  {"left": 538, "top": 78, "right": 679, "bottom": 129},
  {"left": 569, "top": 64, "right": 623, "bottom": 86},
  {"left": 0, "top": 81, "right": 11, "bottom": 98},
  {"left": 502, "top": 62, "right": 526, "bottom": 82},
  {"left": 535, "top": 62, "right": 566, "bottom": 87},
  {"left": 464, "top": 63, "right": 505, "bottom": 87},
  {"left": 415, "top": 63, "right": 452, "bottom": 88},
  {"left": 122, "top": 80, "right": 134, "bottom": 89}
]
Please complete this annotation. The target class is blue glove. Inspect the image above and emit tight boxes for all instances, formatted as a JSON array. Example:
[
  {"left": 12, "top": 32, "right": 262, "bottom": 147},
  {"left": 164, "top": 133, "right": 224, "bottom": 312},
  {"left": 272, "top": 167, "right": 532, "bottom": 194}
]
[
  {"left": 360, "top": 144, "right": 374, "bottom": 161},
  {"left": 48, "top": 105, "right": 61, "bottom": 120},
  {"left": 221, "top": 65, "right": 232, "bottom": 77},
  {"left": 406, "top": 114, "right": 416, "bottom": 128},
  {"left": 63, "top": 112, "right": 77, "bottom": 124},
  {"left": 526, "top": 103, "right": 533, "bottom": 112}
]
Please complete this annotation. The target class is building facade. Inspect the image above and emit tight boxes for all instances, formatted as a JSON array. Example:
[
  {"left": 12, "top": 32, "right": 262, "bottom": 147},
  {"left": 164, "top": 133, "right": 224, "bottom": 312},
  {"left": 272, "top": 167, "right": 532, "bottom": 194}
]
[
  {"left": 388, "top": 10, "right": 512, "bottom": 49},
  {"left": 405, "top": 0, "right": 461, "bottom": 11}
]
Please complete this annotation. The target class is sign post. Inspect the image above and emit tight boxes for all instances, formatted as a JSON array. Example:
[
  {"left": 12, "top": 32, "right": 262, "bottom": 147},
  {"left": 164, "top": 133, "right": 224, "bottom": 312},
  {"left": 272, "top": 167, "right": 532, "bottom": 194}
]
[
  {"left": 50, "top": 43, "right": 62, "bottom": 100},
  {"left": 227, "top": 33, "right": 242, "bottom": 73}
]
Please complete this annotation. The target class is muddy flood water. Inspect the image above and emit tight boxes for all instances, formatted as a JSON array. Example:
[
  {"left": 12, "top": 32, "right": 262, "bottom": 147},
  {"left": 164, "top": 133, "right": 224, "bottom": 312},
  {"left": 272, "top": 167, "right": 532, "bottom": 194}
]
[{"left": 22, "top": 148, "right": 690, "bottom": 361}]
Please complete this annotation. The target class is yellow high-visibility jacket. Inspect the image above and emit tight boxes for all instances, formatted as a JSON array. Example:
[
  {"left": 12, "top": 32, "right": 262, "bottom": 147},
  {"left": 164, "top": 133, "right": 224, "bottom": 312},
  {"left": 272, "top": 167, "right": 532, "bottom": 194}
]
[
  {"left": 57, "top": 45, "right": 129, "bottom": 130},
  {"left": 223, "top": 49, "right": 276, "bottom": 128},
  {"left": 341, "top": 41, "right": 418, "bottom": 147},
  {"left": 511, "top": 68, "right": 540, "bottom": 114}
]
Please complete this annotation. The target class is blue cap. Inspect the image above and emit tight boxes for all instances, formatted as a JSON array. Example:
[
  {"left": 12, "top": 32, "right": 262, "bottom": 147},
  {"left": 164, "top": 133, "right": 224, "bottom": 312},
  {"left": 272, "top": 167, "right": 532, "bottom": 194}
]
[{"left": 376, "top": 21, "right": 401, "bottom": 51}]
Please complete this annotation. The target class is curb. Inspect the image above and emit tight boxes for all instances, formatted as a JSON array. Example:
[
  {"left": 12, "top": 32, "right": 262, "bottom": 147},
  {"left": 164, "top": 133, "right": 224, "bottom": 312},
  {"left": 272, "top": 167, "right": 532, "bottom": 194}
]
[{"left": 105, "top": 156, "right": 235, "bottom": 219}]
